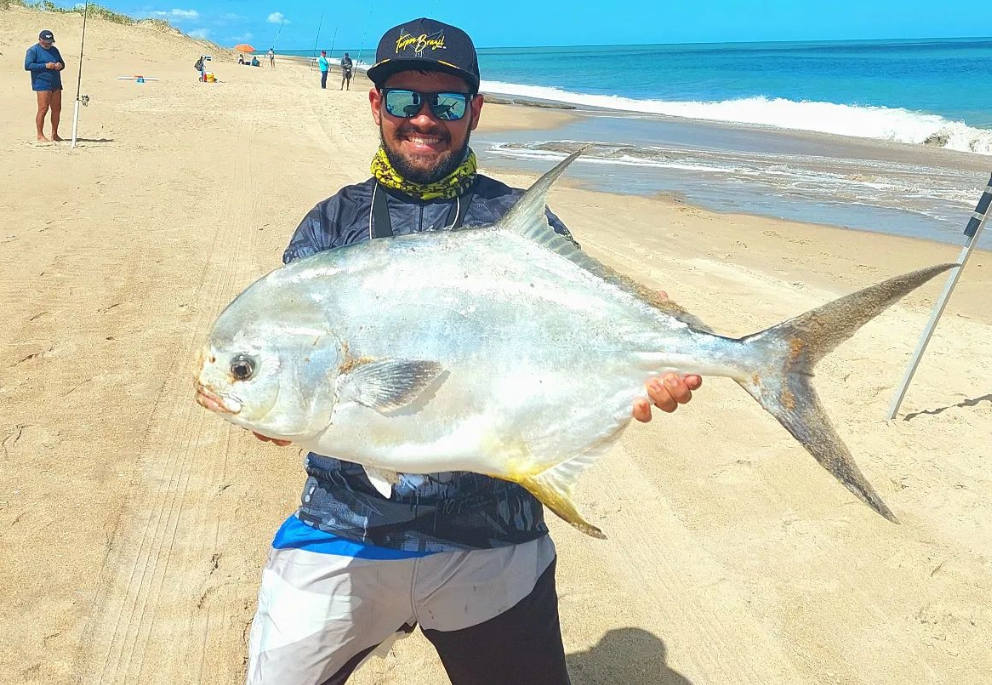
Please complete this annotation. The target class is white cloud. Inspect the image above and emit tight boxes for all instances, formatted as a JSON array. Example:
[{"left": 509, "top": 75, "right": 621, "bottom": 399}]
[
  {"left": 267, "top": 12, "right": 289, "bottom": 25},
  {"left": 188, "top": 28, "right": 211, "bottom": 39},
  {"left": 151, "top": 9, "right": 200, "bottom": 21},
  {"left": 231, "top": 32, "right": 254, "bottom": 42}
]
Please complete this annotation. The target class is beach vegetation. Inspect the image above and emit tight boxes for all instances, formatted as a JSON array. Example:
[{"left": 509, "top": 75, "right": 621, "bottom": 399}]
[{"left": 1, "top": 1, "right": 175, "bottom": 31}]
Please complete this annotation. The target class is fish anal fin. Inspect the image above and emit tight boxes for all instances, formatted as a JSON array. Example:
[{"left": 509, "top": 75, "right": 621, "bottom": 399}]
[{"left": 511, "top": 449, "right": 608, "bottom": 540}]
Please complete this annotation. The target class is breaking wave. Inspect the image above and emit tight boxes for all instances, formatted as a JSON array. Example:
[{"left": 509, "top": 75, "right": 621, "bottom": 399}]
[{"left": 480, "top": 81, "right": 992, "bottom": 156}]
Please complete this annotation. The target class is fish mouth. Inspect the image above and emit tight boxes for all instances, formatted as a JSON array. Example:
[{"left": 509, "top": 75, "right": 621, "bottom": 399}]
[{"left": 195, "top": 383, "right": 242, "bottom": 415}]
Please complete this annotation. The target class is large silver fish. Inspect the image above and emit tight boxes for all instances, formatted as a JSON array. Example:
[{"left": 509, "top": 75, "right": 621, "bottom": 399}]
[{"left": 195, "top": 151, "right": 953, "bottom": 537}]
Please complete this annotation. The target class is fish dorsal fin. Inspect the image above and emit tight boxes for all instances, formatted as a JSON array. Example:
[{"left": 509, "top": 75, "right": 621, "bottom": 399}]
[
  {"left": 496, "top": 149, "right": 601, "bottom": 272},
  {"left": 496, "top": 149, "right": 714, "bottom": 332}
]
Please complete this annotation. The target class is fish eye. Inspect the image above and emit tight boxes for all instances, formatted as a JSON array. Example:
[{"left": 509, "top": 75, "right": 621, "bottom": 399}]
[{"left": 230, "top": 354, "right": 256, "bottom": 381}]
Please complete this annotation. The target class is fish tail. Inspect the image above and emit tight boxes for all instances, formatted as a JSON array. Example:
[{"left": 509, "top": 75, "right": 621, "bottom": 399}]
[{"left": 735, "top": 263, "right": 956, "bottom": 523}]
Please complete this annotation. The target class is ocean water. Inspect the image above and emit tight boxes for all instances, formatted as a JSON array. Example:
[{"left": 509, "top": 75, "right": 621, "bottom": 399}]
[
  {"left": 470, "top": 39, "right": 992, "bottom": 248},
  {"left": 284, "top": 39, "right": 992, "bottom": 246},
  {"left": 477, "top": 40, "right": 992, "bottom": 154}
]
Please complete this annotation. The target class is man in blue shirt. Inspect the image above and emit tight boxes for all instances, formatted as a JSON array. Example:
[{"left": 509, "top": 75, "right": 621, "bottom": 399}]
[
  {"left": 318, "top": 50, "right": 330, "bottom": 89},
  {"left": 24, "top": 29, "right": 65, "bottom": 142}
]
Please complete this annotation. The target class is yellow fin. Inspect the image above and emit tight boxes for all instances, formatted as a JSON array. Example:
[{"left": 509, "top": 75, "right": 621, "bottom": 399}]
[
  {"left": 511, "top": 448, "right": 608, "bottom": 539},
  {"left": 518, "top": 473, "right": 606, "bottom": 539}
]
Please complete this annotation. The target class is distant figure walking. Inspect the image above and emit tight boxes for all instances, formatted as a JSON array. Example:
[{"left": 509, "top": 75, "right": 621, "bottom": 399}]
[
  {"left": 318, "top": 50, "right": 329, "bottom": 89},
  {"left": 340, "top": 52, "right": 353, "bottom": 90},
  {"left": 268, "top": 47, "right": 275, "bottom": 68},
  {"left": 24, "top": 29, "right": 64, "bottom": 142}
]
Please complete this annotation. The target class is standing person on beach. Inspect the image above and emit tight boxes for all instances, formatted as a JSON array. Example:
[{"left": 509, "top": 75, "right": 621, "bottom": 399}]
[
  {"left": 243, "top": 17, "right": 700, "bottom": 685},
  {"left": 318, "top": 49, "right": 330, "bottom": 89},
  {"left": 267, "top": 47, "right": 275, "bottom": 68},
  {"left": 24, "top": 30, "right": 65, "bottom": 142},
  {"left": 340, "top": 51, "right": 353, "bottom": 90}
]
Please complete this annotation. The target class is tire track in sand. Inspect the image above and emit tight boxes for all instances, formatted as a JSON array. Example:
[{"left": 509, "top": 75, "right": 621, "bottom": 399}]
[{"left": 76, "top": 110, "right": 263, "bottom": 685}]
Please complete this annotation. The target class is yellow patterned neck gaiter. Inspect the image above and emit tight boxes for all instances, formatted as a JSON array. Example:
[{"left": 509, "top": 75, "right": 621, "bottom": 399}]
[{"left": 371, "top": 147, "right": 477, "bottom": 201}]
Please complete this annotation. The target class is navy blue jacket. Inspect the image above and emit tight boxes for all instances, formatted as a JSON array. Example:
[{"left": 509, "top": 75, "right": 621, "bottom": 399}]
[{"left": 284, "top": 174, "right": 576, "bottom": 551}]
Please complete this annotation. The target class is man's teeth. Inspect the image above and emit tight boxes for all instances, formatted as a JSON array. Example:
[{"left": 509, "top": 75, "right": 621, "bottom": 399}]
[{"left": 409, "top": 136, "right": 443, "bottom": 145}]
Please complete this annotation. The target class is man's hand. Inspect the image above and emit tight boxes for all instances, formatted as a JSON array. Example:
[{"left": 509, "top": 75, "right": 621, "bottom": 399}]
[
  {"left": 634, "top": 373, "right": 702, "bottom": 422},
  {"left": 45, "top": 62, "right": 57, "bottom": 69},
  {"left": 633, "top": 289, "right": 702, "bottom": 422},
  {"left": 252, "top": 431, "right": 292, "bottom": 447},
  {"left": 55, "top": 62, "right": 64, "bottom": 71}
]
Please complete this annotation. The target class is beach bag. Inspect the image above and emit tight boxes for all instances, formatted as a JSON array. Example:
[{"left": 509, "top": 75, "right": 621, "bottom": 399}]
[{"left": 194, "top": 58, "right": 203, "bottom": 72}]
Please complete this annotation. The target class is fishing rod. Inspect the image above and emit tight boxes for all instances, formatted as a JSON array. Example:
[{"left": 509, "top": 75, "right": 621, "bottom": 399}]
[
  {"left": 70, "top": 0, "right": 90, "bottom": 149},
  {"left": 355, "top": 3, "right": 375, "bottom": 66},
  {"left": 329, "top": 26, "right": 338, "bottom": 58},
  {"left": 310, "top": 9, "right": 324, "bottom": 67},
  {"left": 274, "top": 18, "right": 286, "bottom": 48}
]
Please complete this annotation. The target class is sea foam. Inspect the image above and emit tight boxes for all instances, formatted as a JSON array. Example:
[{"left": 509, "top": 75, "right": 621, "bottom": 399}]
[{"left": 481, "top": 81, "right": 992, "bottom": 156}]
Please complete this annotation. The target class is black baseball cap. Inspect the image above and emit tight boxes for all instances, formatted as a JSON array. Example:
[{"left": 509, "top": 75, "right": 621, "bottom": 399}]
[
  {"left": 367, "top": 18, "right": 480, "bottom": 94},
  {"left": 39, "top": 30, "right": 55, "bottom": 42}
]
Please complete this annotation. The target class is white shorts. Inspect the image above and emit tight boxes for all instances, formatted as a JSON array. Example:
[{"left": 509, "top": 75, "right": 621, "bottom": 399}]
[{"left": 246, "top": 535, "right": 557, "bottom": 685}]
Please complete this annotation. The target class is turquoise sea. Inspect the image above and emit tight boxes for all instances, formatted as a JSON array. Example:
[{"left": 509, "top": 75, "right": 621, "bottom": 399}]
[{"left": 283, "top": 39, "right": 992, "bottom": 246}]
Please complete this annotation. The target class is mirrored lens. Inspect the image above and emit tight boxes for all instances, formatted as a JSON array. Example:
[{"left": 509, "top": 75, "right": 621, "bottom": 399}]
[
  {"left": 431, "top": 93, "right": 469, "bottom": 121},
  {"left": 384, "top": 90, "right": 469, "bottom": 121}
]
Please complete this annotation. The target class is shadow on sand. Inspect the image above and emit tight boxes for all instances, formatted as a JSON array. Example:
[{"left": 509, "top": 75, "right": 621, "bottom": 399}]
[
  {"left": 903, "top": 393, "right": 992, "bottom": 421},
  {"left": 567, "top": 628, "right": 693, "bottom": 685}
]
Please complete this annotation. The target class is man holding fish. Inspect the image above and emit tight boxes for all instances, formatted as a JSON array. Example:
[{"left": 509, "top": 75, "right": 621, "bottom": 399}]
[{"left": 236, "top": 17, "right": 699, "bottom": 685}]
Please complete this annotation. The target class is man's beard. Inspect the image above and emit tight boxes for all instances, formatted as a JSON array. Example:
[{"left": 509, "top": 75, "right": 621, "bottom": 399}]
[{"left": 380, "top": 124, "right": 471, "bottom": 185}]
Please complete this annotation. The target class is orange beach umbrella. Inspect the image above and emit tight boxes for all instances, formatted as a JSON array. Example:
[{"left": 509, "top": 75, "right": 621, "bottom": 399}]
[{"left": 234, "top": 43, "right": 256, "bottom": 53}]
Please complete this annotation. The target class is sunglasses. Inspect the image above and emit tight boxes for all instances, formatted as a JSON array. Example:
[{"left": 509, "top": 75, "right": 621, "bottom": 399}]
[{"left": 380, "top": 88, "right": 474, "bottom": 122}]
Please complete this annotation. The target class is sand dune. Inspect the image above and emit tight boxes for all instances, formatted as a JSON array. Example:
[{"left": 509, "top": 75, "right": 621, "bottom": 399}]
[{"left": 1, "top": 6, "right": 989, "bottom": 685}]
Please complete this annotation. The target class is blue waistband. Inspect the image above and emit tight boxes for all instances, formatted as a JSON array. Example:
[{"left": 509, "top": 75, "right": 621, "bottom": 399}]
[{"left": 272, "top": 515, "right": 436, "bottom": 559}]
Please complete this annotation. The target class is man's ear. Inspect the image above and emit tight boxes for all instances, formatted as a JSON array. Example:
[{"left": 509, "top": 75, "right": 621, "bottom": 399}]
[
  {"left": 370, "top": 88, "right": 382, "bottom": 126},
  {"left": 469, "top": 93, "right": 484, "bottom": 131}
]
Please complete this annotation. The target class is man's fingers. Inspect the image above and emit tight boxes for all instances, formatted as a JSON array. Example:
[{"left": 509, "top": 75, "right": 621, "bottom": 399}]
[
  {"left": 647, "top": 378, "right": 678, "bottom": 413},
  {"left": 633, "top": 398, "right": 653, "bottom": 423},
  {"left": 252, "top": 431, "right": 292, "bottom": 446},
  {"left": 663, "top": 373, "right": 694, "bottom": 404},
  {"left": 685, "top": 375, "right": 702, "bottom": 391}
]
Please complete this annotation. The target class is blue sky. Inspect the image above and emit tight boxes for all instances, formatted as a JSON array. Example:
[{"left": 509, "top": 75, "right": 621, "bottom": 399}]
[{"left": 71, "top": 1, "right": 987, "bottom": 49}]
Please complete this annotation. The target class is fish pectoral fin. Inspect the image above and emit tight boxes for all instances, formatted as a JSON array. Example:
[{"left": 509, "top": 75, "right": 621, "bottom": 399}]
[
  {"left": 515, "top": 451, "right": 606, "bottom": 540},
  {"left": 364, "top": 466, "right": 400, "bottom": 498},
  {"left": 339, "top": 359, "right": 446, "bottom": 413}
]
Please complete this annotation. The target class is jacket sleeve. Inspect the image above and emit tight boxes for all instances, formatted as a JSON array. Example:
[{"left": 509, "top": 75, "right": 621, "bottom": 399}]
[
  {"left": 283, "top": 196, "right": 350, "bottom": 264},
  {"left": 284, "top": 206, "right": 329, "bottom": 264},
  {"left": 545, "top": 207, "right": 581, "bottom": 249},
  {"left": 24, "top": 46, "right": 49, "bottom": 72}
]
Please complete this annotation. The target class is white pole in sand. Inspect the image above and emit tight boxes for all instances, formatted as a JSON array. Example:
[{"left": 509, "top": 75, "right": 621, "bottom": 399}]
[
  {"left": 70, "top": 1, "right": 90, "bottom": 149},
  {"left": 886, "top": 173, "right": 992, "bottom": 419}
]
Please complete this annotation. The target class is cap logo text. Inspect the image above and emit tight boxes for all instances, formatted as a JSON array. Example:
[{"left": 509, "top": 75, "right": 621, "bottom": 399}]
[{"left": 395, "top": 30, "right": 446, "bottom": 56}]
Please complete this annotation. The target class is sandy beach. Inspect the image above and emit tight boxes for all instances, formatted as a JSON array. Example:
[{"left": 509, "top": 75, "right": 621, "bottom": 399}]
[{"left": 1, "top": 7, "right": 990, "bottom": 685}]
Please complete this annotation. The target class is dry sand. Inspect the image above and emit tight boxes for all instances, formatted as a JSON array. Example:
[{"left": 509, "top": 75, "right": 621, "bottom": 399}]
[{"left": 1, "top": 7, "right": 990, "bottom": 685}]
